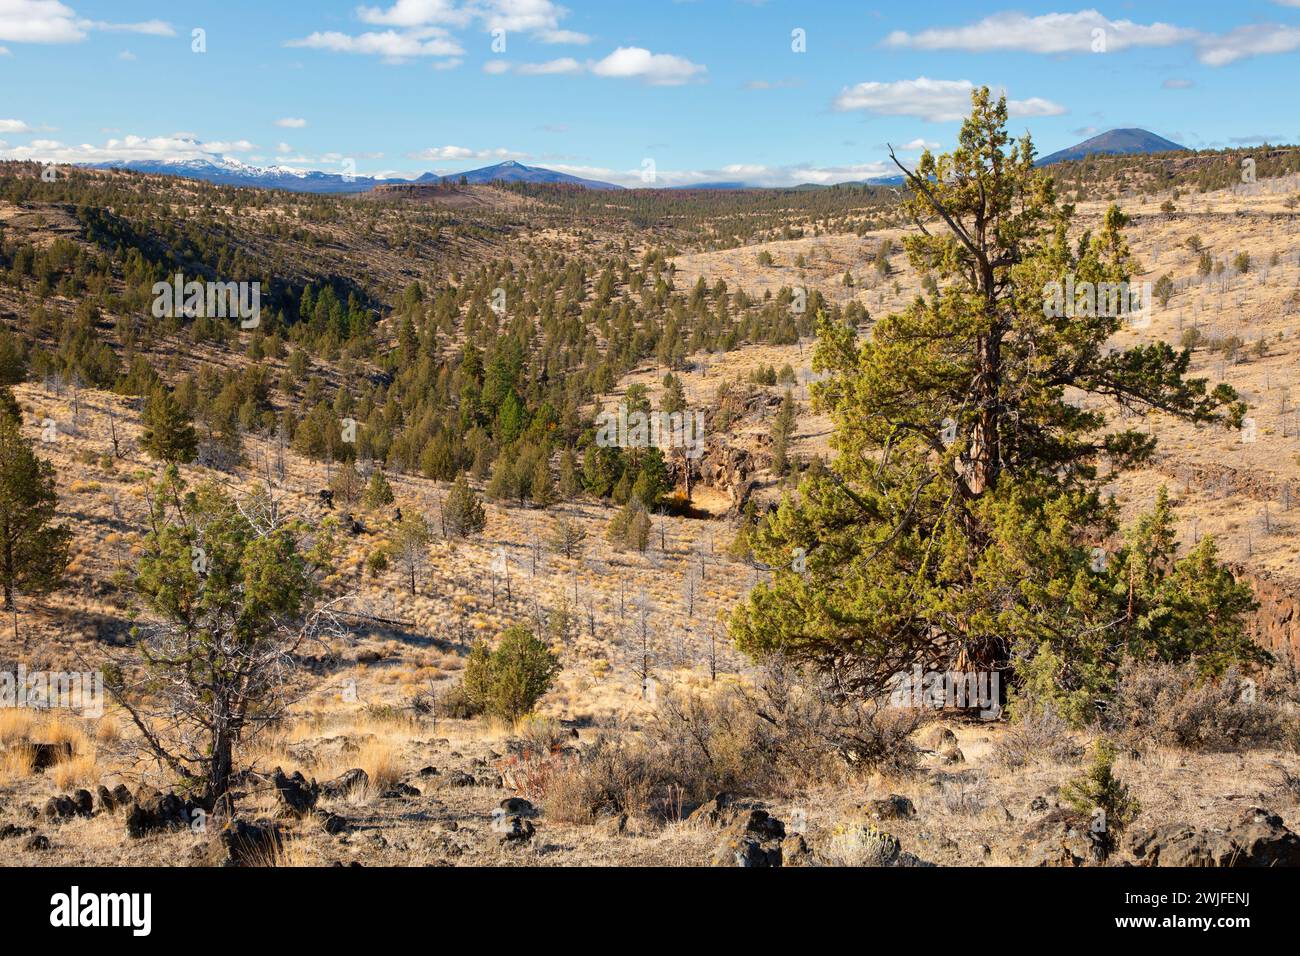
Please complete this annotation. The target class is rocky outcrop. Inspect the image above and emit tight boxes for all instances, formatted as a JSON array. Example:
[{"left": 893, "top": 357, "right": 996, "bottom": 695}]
[
  {"left": 1235, "top": 566, "right": 1300, "bottom": 668},
  {"left": 1128, "top": 806, "right": 1300, "bottom": 867}
]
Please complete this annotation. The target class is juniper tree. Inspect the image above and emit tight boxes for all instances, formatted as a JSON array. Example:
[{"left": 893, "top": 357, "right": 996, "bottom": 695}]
[
  {"left": 548, "top": 514, "right": 587, "bottom": 559},
  {"left": 443, "top": 475, "right": 487, "bottom": 538},
  {"left": 389, "top": 511, "right": 432, "bottom": 593},
  {"left": 0, "top": 417, "right": 70, "bottom": 636},
  {"left": 110, "top": 470, "right": 333, "bottom": 806},
  {"left": 363, "top": 469, "right": 395, "bottom": 510},
  {"left": 730, "top": 89, "right": 1246, "bottom": 717},
  {"left": 140, "top": 387, "right": 197, "bottom": 464}
]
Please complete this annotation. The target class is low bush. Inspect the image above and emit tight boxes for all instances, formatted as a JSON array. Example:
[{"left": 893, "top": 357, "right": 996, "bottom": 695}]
[{"left": 1104, "top": 660, "right": 1293, "bottom": 752}]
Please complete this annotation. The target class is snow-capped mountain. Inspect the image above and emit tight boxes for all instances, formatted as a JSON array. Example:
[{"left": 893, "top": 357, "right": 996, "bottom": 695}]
[
  {"left": 82, "top": 157, "right": 625, "bottom": 193},
  {"left": 85, "top": 157, "right": 390, "bottom": 193}
]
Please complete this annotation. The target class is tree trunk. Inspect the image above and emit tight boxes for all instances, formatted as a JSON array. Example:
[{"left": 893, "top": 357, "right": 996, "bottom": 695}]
[{"left": 206, "top": 718, "right": 234, "bottom": 806}]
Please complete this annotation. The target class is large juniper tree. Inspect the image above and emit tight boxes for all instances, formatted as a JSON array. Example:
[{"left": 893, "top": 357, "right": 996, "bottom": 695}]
[{"left": 731, "top": 90, "right": 1250, "bottom": 718}]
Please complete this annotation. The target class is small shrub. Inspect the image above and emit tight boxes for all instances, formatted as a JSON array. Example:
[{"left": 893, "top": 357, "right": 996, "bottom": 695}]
[
  {"left": 994, "top": 704, "right": 1084, "bottom": 768},
  {"left": 821, "top": 823, "right": 900, "bottom": 866},
  {"left": 543, "top": 733, "right": 664, "bottom": 823},
  {"left": 427, "top": 679, "right": 483, "bottom": 719},
  {"left": 1060, "top": 739, "right": 1140, "bottom": 840}
]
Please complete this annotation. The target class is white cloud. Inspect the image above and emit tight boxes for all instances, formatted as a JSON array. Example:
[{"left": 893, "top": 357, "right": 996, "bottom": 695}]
[
  {"left": 285, "top": 28, "right": 463, "bottom": 63},
  {"left": 0, "top": 132, "right": 258, "bottom": 165},
  {"left": 537, "top": 29, "right": 589, "bottom": 44},
  {"left": 883, "top": 10, "right": 1196, "bottom": 55},
  {"left": 117, "top": 49, "right": 133, "bottom": 60},
  {"left": 515, "top": 56, "right": 581, "bottom": 74},
  {"left": 898, "top": 138, "right": 940, "bottom": 152},
  {"left": 541, "top": 159, "right": 899, "bottom": 189},
  {"left": 881, "top": 9, "right": 1300, "bottom": 69},
  {"left": 0, "top": 118, "right": 34, "bottom": 133},
  {"left": 589, "top": 47, "right": 705, "bottom": 85},
  {"left": 0, "top": 2, "right": 175, "bottom": 43},
  {"left": 0, "top": 0, "right": 85, "bottom": 42},
  {"left": 356, "top": 0, "right": 589, "bottom": 42},
  {"left": 406, "top": 145, "right": 527, "bottom": 161},
  {"left": 83, "top": 19, "right": 174, "bottom": 36},
  {"left": 834, "top": 78, "right": 1066, "bottom": 123},
  {"left": 357, "top": 0, "right": 473, "bottom": 28},
  {"left": 482, "top": 58, "right": 511, "bottom": 73},
  {"left": 1197, "top": 24, "right": 1300, "bottom": 66},
  {"left": 275, "top": 117, "right": 308, "bottom": 128}
]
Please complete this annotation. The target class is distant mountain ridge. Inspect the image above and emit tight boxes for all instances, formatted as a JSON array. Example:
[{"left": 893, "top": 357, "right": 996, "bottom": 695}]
[
  {"left": 449, "top": 160, "right": 622, "bottom": 190},
  {"left": 84, "top": 131, "right": 1192, "bottom": 195},
  {"left": 84, "top": 158, "right": 625, "bottom": 193},
  {"left": 87, "top": 158, "right": 395, "bottom": 193},
  {"left": 1037, "top": 129, "right": 1188, "bottom": 166}
]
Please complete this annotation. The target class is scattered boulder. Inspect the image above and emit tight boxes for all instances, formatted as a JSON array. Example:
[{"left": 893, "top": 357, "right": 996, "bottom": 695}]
[
  {"left": 1022, "top": 808, "right": 1105, "bottom": 867},
  {"left": 711, "top": 810, "right": 787, "bottom": 867},
  {"left": 498, "top": 816, "right": 536, "bottom": 845},
  {"left": 42, "top": 796, "right": 77, "bottom": 822},
  {"left": 321, "top": 813, "right": 351, "bottom": 836},
  {"left": 23, "top": 833, "right": 51, "bottom": 852},
  {"left": 96, "top": 783, "right": 133, "bottom": 814},
  {"left": 781, "top": 833, "right": 814, "bottom": 867},
  {"left": 125, "top": 787, "right": 199, "bottom": 838},
  {"left": 381, "top": 783, "right": 421, "bottom": 799},
  {"left": 866, "top": 795, "right": 916, "bottom": 821},
  {"left": 446, "top": 771, "right": 476, "bottom": 788},
  {"left": 272, "top": 768, "right": 320, "bottom": 818},
  {"left": 924, "top": 726, "right": 959, "bottom": 750},
  {"left": 23, "top": 742, "right": 73, "bottom": 773},
  {"left": 203, "top": 819, "right": 284, "bottom": 867},
  {"left": 500, "top": 797, "right": 537, "bottom": 818},
  {"left": 686, "top": 790, "right": 759, "bottom": 832},
  {"left": 417, "top": 766, "right": 439, "bottom": 778},
  {"left": 0, "top": 823, "right": 35, "bottom": 840},
  {"left": 939, "top": 745, "right": 965, "bottom": 765},
  {"left": 321, "top": 768, "right": 369, "bottom": 799}
]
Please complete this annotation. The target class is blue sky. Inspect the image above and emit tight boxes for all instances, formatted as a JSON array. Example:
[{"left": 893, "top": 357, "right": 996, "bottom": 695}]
[{"left": 2, "top": 0, "right": 1299, "bottom": 186}]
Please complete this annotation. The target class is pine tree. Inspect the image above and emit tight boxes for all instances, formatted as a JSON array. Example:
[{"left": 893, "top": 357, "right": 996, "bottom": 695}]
[
  {"left": 607, "top": 500, "right": 651, "bottom": 553},
  {"left": 140, "top": 387, "right": 198, "bottom": 464}
]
